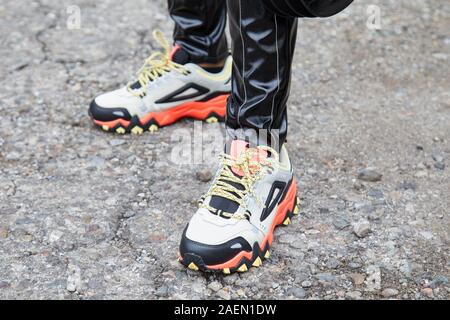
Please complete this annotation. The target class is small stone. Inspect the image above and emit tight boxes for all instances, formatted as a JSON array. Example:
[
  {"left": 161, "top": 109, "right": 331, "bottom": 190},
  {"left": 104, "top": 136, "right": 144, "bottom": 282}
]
[
  {"left": 428, "top": 275, "right": 448, "bottom": 289},
  {"left": 431, "top": 153, "right": 444, "bottom": 163},
  {"left": 0, "top": 281, "right": 10, "bottom": 289},
  {"left": 222, "top": 274, "right": 238, "bottom": 285},
  {"left": 216, "top": 289, "right": 231, "bottom": 300},
  {"left": 381, "top": 288, "right": 399, "bottom": 298},
  {"left": 109, "top": 139, "right": 126, "bottom": 147},
  {"left": 301, "top": 280, "right": 312, "bottom": 288},
  {"left": 207, "top": 281, "right": 223, "bottom": 292},
  {"left": 191, "top": 281, "right": 204, "bottom": 294},
  {"left": 357, "top": 168, "right": 382, "bottom": 182},
  {"left": 326, "top": 258, "right": 340, "bottom": 269},
  {"left": 87, "top": 156, "right": 106, "bottom": 169},
  {"left": 105, "top": 197, "right": 118, "bottom": 206},
  {"left": 353, "top": 181, "right": 365, "bottom": 191},
  {"left": 348, "top": 273, "right": 365, "bottom": 285},
  {"left": 196, "top": 169, "right": 212, "bottom": 182},
  {"left": 397, "top": 181, "right": 417, "bottom": 191},
  {"left": 353, "top": 220, "right": 371, "bottom": 238},
  {"left": 365, "top": 265, "right": 382, "bottom": 292},
  {"left": 314, "top": 273, "right": 335, "bottom": 283},
  {"left": 367, "top": 188, "right": 384, "bottom": 199},
  {"left": 421, "top": 288, "right": 434, "bottom": 298},
  {"left": 290, "top": 287, "right": 306, "bottom": 299},
  {"left": 434, "top": 162, "right": 445, "bottom": 170},
  {"left": 155, "top": 285, "right": 169, "bottom": 297},
  {"left": 66, "top": 265, "right": 82, "bottom": 293},
  {"left": 361, "top": 204, "right": 375, "bottom": 214},
  {"left": 332, "top": 217, "right": 350, "bottom": 230},
  {"left": 66, "top": 280, "right": 77, "bottom": 292},
  {"left": 349, "top": 262, "right": 362, "bottom": 269},
  {"left": 49, "top": 230, "right": 64, "bottom": 243},
  {"left": 415, "top": 170, "right": 428, "bottom": 178},
  {"left": 345, "top": 291, "right": 362, "bottom": 300},
  {"left": 420, "top": 231, "right": 433, "bottom": 240},
  {"left": 0, "top": 227, "right": 8, "bottom": 239},
  {"left": 236, "top": 289, "right": 245, "bottom": 297},
  {"left": 123, "top": 210, "right": 136, "bottom": 218}
]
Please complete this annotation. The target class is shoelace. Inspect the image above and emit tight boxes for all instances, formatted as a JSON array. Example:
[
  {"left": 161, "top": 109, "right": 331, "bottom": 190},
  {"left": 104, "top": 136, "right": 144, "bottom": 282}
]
[
  {"left": 127, "top": 30, "right": 189, "bottom": 95},
  {"left": 199, "top": 146, "right": 279, "bottom": 220}
]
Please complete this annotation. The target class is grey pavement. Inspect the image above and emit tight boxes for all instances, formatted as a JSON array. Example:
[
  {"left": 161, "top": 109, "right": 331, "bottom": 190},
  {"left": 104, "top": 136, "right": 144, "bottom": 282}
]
[{"left": 0, "top": 0, "right": 449, "bottom": 299}]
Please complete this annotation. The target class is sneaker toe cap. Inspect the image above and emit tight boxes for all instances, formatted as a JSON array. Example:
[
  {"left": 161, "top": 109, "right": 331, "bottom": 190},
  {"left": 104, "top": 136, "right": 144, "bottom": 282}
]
[
  {"left": 179, "top": 224, "right": 253, "bottom": 267},
  {"left": 89, "top": 98, "right": 132, "bottom": 122}
]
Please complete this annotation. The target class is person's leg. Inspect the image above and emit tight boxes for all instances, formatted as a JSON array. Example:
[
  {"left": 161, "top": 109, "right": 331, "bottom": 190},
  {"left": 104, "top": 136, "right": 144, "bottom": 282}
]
[
  {"left": 169, "top": 0, "right": 229, "bottom": 65},
  {"left": 226, "top": 0, "right": 298, "bottom": 148},
  {"left": 179, "top": 0, "right": 300, "bottom": 274}
]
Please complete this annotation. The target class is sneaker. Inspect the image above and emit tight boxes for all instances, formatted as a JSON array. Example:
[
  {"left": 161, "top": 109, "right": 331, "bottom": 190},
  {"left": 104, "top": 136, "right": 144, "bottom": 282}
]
[
  {"left": 89, "top": 30, "right": 231, "bottom": 134},
  {"left": 179, "top": 140, "right": 300, "bottom": 274}
]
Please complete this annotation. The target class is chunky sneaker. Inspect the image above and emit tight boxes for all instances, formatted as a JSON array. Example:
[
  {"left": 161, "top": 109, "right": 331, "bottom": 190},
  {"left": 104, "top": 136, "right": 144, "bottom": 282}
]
[
  {"left": 179, "top": 140, "right": 300, "bottom": 274},
  {"left": 89, "top": 30, "right": 231, "bottom": 134}
]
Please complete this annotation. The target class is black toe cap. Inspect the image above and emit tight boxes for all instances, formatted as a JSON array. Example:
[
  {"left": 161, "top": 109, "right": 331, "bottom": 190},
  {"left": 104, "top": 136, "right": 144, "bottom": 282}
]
[
  {"left": 89, "top": 99, "right": 132, "bottom": 122},
  {"left": 179, "top": 225, "right": 252, "bottom": 266}
]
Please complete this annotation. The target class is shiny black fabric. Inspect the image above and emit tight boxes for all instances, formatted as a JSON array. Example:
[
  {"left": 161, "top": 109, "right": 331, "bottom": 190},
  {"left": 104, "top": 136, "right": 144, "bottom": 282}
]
[
  {"left": 226, "top": 0, "right": 297, "bottom": 145},
  {"left": 168, "top": 0, "right": 229, "bottom": 63},
  {"left": 168, "top": 0, "right": 298, "bottom": 145},
  {"left": 263, "top": 0, "right": 353, "bottom": 18}
]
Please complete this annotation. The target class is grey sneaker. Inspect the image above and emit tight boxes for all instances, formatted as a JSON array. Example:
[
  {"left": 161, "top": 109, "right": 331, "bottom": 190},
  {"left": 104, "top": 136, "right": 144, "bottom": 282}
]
[{"left": 179, "top": 139, "right": 300, "bottom": 274}]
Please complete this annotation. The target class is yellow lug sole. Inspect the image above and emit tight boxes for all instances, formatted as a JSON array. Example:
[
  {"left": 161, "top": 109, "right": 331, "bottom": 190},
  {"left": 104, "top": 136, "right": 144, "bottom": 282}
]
[
  {"left": 293, "top": 197, "right": 300, "bottom": 214},
  {"left": 131, "top": 126, "right": 144, "bottom": 135},
  {"left": 252, "top": 257, "right": 262, "bottom": 267},
  {"left": 149, "top": 124, "right": 159, "bottom": 133},
  {"left": 206, "top": 116, "right": 219, "bottom": 124},
  {"left": 116, "top": 127, "right": 126, "bottom": 134},
  {"left": 187, "top": 262, "right": 199, "bottom": 271},
  {"left": 237, "top": 264, "right": 248, "bottom": 273}
]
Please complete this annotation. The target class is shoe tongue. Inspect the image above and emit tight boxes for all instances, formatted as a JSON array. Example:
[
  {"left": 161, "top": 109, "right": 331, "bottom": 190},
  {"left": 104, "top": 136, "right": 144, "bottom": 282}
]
[
  {"left": 130, "top": 45, "right": 191, "bottom": 90},
  {"left": 208, "top": 140, "right": 268, "bottom": 215},
  {"left": 230, "top": 140, "right": 268, "bottom": 177}
]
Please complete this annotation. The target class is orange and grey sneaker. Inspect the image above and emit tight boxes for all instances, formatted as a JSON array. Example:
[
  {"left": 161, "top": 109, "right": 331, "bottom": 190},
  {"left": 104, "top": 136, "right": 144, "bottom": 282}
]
[
  {"left": 179, "top": 140, "right": 300, "bottom": 274},
  {"left": 89, "top": 30, "right": 231, "bottom": 134}
]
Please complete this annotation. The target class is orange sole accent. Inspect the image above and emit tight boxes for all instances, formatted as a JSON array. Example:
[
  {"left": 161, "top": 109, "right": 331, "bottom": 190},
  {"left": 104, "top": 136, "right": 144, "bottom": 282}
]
[
  {"left": 93, "top": 94, "right": 228, "bottom": 130},
  {"left": 205, "top": 179, "right": 298, "bottom": 270}
]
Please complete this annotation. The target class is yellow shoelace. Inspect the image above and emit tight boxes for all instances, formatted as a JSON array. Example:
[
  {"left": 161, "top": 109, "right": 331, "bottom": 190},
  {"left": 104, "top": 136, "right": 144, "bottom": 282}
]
[
  {"left": 199, "top": 146, "right": 279, "bottom": 220},
  {"left": 127, "top": 30, "right": 189, "bottom": 95}
]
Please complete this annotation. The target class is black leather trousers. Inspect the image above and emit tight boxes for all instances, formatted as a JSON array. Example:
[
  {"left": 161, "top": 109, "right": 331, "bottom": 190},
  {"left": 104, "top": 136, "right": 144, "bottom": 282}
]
[
  {"left": 168, "top": 0, "right": 229, "bottom": 64},
  {"left": 169, "top": 0, "right": 298, "bottom": 145}
]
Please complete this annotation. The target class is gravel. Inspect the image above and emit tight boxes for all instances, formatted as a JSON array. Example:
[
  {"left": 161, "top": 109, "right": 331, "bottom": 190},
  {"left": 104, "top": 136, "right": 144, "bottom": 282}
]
[{"left": 0, "top": 0, "right": 448, "bottom": 300}]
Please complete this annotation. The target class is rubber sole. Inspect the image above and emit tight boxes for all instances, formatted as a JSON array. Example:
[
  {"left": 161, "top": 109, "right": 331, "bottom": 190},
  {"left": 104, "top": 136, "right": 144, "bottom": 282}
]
[
  {"left": 179, "top": 179, "right": 299, "bottom": 275},
  {"left": 90, "top": 94, "right": 228, "bottom": 134}
]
